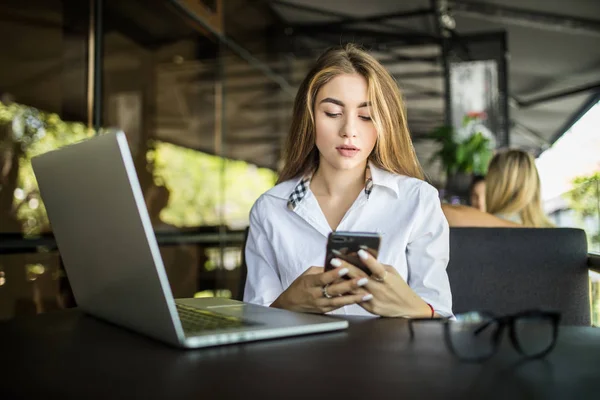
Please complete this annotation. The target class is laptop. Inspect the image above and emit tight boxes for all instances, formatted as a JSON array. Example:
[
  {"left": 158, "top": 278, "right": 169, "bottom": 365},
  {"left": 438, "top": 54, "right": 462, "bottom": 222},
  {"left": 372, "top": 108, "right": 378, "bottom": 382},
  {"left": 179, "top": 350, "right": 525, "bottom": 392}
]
[{"left": 31, "top": 131, "right": 348, "bottom": 348}]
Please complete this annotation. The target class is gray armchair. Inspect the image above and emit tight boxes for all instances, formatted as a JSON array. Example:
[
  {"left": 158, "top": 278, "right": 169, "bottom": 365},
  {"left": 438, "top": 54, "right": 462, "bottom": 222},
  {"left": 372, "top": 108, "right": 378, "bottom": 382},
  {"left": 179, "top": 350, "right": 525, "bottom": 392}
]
[{"left": 448, "top": 227, "right": 599, "bottom": 326}]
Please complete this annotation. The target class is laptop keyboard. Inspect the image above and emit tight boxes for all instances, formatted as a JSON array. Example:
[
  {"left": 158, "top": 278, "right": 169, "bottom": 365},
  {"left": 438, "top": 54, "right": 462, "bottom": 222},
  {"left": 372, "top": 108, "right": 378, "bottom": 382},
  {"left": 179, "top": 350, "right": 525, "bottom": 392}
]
[{"left": 176, "top": 303, "right": 250, "bottom": 334}]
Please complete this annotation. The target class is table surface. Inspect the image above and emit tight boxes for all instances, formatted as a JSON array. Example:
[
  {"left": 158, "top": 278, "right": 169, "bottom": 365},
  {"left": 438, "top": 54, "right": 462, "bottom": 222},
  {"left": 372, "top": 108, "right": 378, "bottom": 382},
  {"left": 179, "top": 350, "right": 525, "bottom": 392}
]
[{"left": 1, "top": 309, "right": 599, "bottom": 399}]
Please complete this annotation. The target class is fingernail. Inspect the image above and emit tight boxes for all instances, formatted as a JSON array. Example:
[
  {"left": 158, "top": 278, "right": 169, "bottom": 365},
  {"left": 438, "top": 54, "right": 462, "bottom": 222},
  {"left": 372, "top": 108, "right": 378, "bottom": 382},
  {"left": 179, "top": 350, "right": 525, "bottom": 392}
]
[
  {"left": 338, "top": 268, "right": 349, "bottom": 277},
  {"left": 330, "top": 258, "right": 342, "bottom": 267},
  {"left": 362, "top": 294, "right": 373, "bottom": 301},
  {"left": 357, "top": 278, "right": 368, "bottom": 287},
  {"left": 358, "top": 249, "right": 369, "bottom": 260}
]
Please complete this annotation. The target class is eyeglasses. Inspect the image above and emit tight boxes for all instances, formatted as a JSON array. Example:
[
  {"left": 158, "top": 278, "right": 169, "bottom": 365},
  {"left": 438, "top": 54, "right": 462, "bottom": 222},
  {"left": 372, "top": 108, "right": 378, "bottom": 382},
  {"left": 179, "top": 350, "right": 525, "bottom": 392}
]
[{"left": 408, "top": 310, "right": 561, "bottom": 362}]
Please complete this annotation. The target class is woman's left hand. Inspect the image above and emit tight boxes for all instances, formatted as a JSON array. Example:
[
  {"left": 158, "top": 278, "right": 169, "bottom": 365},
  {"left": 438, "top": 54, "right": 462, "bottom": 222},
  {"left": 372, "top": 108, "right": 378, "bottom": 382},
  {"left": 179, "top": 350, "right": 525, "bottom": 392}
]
[{"left": 331, "top": 249, "right": 432, "bottom": 318}]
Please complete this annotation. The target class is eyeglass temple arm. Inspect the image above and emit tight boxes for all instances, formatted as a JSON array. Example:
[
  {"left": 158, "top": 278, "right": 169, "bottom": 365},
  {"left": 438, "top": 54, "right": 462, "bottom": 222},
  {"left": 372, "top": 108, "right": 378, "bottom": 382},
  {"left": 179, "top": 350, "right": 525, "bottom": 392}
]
[{"left": 472, "top": 319, "right": 499, "bottom": 336}]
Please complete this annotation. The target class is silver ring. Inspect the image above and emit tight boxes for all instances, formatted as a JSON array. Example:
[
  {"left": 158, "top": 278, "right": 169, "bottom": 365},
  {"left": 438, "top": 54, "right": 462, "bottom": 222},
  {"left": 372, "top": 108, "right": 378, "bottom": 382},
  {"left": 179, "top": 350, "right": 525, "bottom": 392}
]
[
  {"left": 373, "top": 270, "right": 388, "bottom": 283},
  {"left": 322, "top": 284, "right": 333, "bottom": 299}
]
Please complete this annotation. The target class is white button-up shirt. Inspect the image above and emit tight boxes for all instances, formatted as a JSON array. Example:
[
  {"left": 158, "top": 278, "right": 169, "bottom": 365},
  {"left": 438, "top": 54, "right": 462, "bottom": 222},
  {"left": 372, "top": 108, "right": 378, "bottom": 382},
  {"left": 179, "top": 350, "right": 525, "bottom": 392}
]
[{"left": 243, "top": 163, "right": 453, "bottom": 317}]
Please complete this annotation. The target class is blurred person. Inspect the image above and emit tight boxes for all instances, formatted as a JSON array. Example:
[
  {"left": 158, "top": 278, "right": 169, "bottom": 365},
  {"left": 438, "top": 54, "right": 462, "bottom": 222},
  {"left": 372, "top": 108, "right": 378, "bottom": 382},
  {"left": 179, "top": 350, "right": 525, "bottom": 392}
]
[
  {"left": 486, "top": 149, "right": 553, "bottom": 227},
  {"left": 442, "top": 149, "right": 552, "bottom": 228},
  {"left": 145, "top": 183, "right": 197, "bottom": 298},
  {"left": 469, "top": 175, "right": 486, "bottom": 212},
  {"left": 145, "top": 183, "right": 175, "bottom": 231}
]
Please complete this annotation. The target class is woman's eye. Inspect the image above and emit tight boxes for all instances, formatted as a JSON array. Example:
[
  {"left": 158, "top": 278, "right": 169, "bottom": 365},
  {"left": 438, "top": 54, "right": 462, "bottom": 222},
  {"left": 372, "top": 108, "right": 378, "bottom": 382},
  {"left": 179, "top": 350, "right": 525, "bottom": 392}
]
[
  {"left": 325, "top": 112, "right": 341, "bottom": 118},
  {"left": 359, "top": 116, "right": 372, "bottom": 121}
]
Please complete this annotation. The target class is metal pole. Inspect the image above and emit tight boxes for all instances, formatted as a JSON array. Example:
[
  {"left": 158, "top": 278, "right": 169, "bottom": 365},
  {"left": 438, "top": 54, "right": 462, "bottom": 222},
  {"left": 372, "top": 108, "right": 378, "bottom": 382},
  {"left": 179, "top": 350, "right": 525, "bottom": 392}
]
[
  {"left": 93, "top": 0, "right": 103, "bottom": 133},
  {"left": 431, "top": 0, "right": 452, "bottom": 127},
  {"left": 87, "top": 0, "right": 103, "bottom": 134},
  {"left": 596, "top": 177, "right": 600, "bottom": 252},
  {"left": 86, "top": 0, "right": 95, "bottom": 132}
]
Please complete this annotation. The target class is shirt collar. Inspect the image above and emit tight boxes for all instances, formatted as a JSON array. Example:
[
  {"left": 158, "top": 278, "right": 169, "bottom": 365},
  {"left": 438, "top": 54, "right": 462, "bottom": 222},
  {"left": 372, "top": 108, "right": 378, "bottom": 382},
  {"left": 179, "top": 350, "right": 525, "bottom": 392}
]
[
  {"left": 287, "top": 164, "right": 375, "bottom": 211},
  {"left": 367, "top": 161, "right": 400, "bottom": 198}
]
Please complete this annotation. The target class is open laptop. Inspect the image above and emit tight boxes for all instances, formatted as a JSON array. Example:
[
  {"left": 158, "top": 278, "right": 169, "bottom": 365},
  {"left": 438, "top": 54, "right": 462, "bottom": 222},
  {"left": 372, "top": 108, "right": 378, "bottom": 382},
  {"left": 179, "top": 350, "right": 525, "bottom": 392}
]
[{"left": 31, "top": 131, "right": 348, "bottom": 348}]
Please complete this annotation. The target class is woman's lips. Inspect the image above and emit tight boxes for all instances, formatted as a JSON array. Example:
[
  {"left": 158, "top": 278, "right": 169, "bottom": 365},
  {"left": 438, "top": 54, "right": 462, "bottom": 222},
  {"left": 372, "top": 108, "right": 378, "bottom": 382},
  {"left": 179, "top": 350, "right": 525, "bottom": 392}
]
[{"left": 336, "top": 146, "right": 360, "bottom": 157}]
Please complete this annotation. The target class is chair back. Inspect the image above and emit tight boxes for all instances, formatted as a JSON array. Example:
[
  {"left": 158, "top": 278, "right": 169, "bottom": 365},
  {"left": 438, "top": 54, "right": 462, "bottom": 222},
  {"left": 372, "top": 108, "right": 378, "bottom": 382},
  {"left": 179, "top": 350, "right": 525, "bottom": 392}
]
[{"left": 448, "top": 228, "right": 590, "bottom": 325}]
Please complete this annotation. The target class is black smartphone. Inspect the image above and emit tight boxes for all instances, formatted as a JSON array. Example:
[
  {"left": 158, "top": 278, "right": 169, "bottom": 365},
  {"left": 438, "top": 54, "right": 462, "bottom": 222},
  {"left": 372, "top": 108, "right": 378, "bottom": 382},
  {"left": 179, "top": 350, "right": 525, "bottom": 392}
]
[{"left": 324, "top": 231, "right": 381, "bottom": 277}]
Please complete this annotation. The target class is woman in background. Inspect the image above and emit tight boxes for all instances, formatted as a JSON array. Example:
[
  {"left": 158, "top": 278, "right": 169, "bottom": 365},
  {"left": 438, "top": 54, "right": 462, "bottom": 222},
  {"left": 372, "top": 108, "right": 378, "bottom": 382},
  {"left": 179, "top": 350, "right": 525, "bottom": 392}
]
[
  {"left": 485, "top": 149, "right": 553, "bottom": 227},
  {"left": 442, "top": 149, "right": 553, "bottom": 228}
]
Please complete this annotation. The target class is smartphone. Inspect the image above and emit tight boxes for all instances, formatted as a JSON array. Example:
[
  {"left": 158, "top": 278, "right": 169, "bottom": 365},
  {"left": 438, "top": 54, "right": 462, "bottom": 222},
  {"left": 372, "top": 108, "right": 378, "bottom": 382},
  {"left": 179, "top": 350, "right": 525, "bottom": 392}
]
[{"left": 324, "top": 231, "right": 381, "bottom": 277}]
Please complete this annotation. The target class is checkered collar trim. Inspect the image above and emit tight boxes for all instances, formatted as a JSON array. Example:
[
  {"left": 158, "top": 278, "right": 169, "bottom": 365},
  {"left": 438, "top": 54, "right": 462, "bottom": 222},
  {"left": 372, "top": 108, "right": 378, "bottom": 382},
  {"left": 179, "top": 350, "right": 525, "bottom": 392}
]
[{"left": 287, "top": 166, "right": 373, "bottom": 211}]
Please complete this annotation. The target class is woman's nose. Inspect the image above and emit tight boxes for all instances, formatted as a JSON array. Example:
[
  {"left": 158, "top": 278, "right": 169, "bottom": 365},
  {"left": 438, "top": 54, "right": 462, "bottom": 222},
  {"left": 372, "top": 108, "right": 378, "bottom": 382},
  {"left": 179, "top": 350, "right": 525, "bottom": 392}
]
[{"left": 340, "top": 117, "right": 357, "bottom": 138}]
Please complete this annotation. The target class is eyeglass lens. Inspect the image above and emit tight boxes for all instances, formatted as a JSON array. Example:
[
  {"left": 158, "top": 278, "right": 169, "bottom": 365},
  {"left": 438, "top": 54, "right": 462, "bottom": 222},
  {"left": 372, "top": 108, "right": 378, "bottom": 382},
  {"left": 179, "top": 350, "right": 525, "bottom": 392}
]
[
  {"left": 512, "top": 315, "right": 555, "bottom": 357},
  {"left": 447, "top": 312, "right": 499, "bottom": 360}
]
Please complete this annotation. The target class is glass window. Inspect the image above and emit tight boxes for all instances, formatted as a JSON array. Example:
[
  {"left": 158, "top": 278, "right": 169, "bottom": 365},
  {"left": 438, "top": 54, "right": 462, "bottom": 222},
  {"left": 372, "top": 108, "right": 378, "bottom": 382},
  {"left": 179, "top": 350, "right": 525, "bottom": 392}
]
[
  {"left": 102, "top": 0, "right": 280, "bottom": 302},
  {"left": 0, "top": 0, "right": 91, "bottom": 320},
  {"left": 538, "top": 100, "right": 600, "bottom": 326}
]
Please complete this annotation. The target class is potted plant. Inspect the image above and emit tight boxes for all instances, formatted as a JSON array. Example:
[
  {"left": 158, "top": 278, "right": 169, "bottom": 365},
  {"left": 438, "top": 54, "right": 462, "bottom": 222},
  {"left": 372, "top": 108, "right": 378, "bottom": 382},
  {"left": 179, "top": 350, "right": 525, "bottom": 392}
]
[{"left": 429, "top": 113, "right": 494, "bottom": 198}]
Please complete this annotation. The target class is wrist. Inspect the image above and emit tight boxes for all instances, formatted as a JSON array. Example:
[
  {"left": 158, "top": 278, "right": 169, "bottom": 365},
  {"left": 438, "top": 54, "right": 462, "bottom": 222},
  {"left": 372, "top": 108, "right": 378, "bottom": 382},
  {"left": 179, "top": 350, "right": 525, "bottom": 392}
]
[
  {"left": 391, "top": 300, "right": 433, "bottom": 318},
  {"left": 271, "top": 292, "right": 298, "bottom": 312},
  {"left": 270, "top": 294, "right": 287, "bottom": 310},
  {"left": 425, "top": 303, "right": 435, "bottom": 318}
]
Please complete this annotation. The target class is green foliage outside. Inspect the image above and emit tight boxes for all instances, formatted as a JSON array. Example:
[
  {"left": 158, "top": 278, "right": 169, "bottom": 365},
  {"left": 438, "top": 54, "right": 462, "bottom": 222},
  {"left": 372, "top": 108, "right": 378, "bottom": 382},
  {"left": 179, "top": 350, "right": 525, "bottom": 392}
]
[
  {"left": 0, "top": 101, "right": 94, "bottom": 235},
  {"left": 564, "top": 172, "right": 600, "bottom": 249},
  {"left": 564, "top": 172, "right": 600, "bottom": 326},
  {"left": 0, "top": 101, "right": 277, "bottom": 235},
  {"left": 148, "top": 140, "right": 277, "bottom": 228}
]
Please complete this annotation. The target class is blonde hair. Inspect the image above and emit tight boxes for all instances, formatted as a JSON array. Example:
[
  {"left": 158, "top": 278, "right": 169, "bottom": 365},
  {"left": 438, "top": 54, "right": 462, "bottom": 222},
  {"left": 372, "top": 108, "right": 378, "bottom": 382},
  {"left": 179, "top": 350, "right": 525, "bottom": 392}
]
[
  {"left": 277, "top": 44, "right": 424, "bottom": 183},
  {"left": 486, "top": 149, "right": 553, "bottom": 227}
]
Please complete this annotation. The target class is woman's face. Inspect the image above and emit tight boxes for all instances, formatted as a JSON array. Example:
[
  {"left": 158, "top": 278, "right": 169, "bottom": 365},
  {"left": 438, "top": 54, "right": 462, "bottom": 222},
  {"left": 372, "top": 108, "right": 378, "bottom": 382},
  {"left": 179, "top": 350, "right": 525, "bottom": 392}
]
[
  {"left": 470, "top": 181, "right": 486, "bottom": 212},
  {"left": 313, "top": 73, "right": 378, "bottom": 172}
]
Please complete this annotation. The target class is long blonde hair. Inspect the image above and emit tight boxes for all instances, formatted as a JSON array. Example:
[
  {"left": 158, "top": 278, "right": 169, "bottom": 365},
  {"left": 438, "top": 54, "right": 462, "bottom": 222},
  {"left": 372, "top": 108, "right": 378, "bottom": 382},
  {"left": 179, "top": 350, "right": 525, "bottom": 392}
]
[
  {"left": 486, "top": 149, "right": 553, "bottom": 227},
  {"left": 277, "top": 44, "right": 424, "bottom": 183}
]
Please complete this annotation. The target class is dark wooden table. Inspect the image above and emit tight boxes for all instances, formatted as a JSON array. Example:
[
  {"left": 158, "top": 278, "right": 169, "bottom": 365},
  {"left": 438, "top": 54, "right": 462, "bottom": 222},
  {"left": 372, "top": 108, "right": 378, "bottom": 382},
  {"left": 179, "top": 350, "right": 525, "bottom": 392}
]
[{"left": 1, "top": 309, "right": 599, "bottom": 399}]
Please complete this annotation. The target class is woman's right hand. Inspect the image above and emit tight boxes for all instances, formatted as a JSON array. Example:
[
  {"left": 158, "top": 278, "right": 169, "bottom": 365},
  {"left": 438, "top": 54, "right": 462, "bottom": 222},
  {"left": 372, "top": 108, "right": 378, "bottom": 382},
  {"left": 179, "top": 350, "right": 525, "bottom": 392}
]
[{"left": 270, "top": 265, "right": 373, "bottom": 314}]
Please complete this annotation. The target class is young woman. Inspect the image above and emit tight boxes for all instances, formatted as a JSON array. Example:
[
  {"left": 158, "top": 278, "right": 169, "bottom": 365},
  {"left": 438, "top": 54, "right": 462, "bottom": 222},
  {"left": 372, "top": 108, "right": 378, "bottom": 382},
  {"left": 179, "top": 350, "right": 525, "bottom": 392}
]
[{"left": 243, "top": 44, "right": 452, "bottom": 318}]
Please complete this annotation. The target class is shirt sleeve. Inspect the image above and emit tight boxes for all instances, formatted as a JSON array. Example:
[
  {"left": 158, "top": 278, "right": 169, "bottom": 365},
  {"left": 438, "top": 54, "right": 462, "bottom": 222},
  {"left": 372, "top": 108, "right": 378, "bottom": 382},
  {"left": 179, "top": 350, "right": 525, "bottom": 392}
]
[
  {"left": 406, "top": 183, "right": 453, "bottom": 317},
  {"left": 243, "top": 198, "right": 284, "bottom": 306}
]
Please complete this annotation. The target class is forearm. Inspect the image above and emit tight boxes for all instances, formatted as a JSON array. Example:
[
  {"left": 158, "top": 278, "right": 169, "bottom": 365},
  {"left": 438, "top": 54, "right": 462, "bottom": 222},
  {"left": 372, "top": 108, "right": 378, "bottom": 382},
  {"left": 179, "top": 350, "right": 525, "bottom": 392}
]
[
  {"left": 397, "top": 289, "right": 434, "bottom": 318},
  {"left": 441, "top": 204, "right": 520, "bottom": 227},
  {"left": 270, "top": 295, "right": 288, "bottom": 310}
]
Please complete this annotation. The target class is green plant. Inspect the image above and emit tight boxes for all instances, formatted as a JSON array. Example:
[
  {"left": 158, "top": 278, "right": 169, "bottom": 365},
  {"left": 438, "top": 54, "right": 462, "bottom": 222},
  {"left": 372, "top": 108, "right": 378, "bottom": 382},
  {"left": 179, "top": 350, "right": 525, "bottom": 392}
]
[
  {"left": 564, "top": 172, "right": 600, "bottom": 249},
  {"left": 564, "top": 172, "right": 600, "bottom": 327},
  {"left": 1, "top": 101, "right": 93, "bottom": 235},
  {"left": 429, "top": 124, "right": 493, "bottom": 177}
]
